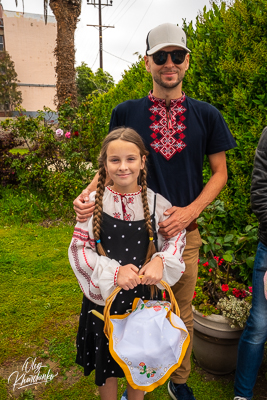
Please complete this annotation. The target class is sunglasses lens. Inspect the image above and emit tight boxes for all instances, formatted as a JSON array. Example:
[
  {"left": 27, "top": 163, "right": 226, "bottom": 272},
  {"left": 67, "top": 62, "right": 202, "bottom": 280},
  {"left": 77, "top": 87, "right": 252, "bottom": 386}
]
[
  {"left": 171, "top": 51, "right": 186, "bottom": 64},
  {"left": 152, "top": 50, "right": 187, "bottom": 65},
  {"left": 153, "top": 51, "right": 167, "bottom": 65}
]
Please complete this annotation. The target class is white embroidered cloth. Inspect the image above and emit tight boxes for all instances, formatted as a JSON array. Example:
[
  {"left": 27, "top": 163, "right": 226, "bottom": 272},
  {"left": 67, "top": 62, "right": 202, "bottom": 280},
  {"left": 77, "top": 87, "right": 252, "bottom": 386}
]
[{"left": 108, "top": 298, "right": 189, "bottom": 392}]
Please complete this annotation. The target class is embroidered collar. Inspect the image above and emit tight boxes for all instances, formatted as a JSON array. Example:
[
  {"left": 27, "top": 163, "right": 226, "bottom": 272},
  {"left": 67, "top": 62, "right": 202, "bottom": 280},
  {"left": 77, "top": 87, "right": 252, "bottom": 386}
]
[
  {"left": 107, "top": 186, "right": 142, "bottom": 196},
  {"left": 148, "top": 90, "right": 186, "bottom": 107}
]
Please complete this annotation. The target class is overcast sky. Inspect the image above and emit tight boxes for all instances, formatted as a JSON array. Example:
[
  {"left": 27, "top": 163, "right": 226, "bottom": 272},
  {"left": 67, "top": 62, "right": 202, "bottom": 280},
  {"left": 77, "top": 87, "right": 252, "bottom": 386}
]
[{"left": 1, "top": 0, "right": 212, "bottom": 83}]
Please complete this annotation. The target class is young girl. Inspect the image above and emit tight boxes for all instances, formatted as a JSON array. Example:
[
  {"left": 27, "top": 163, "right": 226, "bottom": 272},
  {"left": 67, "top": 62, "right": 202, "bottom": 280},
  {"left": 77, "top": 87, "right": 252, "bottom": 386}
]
[{"left": 68, "top": 127, "right": 186, "bottom": 400}]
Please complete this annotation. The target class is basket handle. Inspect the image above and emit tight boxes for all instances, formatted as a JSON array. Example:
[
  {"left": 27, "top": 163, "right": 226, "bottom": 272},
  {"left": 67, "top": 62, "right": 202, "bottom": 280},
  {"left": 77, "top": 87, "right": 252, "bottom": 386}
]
[{"left": 103, "top": 278, "right": 180, "bottom": 339}]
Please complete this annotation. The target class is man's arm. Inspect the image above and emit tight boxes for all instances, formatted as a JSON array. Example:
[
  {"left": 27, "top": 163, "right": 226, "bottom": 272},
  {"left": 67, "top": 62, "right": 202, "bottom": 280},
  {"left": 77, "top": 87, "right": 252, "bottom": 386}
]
[
  {"left": 158, "top": 151, "right": 228, "bottom": 239},
  {"left": 73, "top": 172, "right": 99, "bottom": 222}
]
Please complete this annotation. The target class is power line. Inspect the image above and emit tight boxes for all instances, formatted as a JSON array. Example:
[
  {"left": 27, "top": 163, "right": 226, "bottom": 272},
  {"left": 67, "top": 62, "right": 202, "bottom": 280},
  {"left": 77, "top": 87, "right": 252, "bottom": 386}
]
[
  {"left": 91, "top": 51, "right": 100, "bottom": 69},
  {"left": 104, "top": 0, "right": 124, "bottom": 25},
  {"left": 113, "top": 0, "right": 138, "bottom": 25},
  {"left": 87, "top": 0, "right": 114, "bottom": 69},
  {"left": 103, "top": 49, "right": 132, "bottom": 63},
  {"left": 119, "top": 0, "right": 154, "bottom": 59}
]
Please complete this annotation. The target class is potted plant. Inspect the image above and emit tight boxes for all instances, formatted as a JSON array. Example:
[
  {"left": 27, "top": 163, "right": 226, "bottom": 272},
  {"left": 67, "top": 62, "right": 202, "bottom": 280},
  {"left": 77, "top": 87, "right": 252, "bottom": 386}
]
[{"left": 192, "top": 200, "right": 257, "bottom": 374}]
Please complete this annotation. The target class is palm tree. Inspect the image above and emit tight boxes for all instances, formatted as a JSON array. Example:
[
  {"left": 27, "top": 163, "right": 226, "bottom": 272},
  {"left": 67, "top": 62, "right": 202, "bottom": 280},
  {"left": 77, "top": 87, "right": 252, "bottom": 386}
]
[{"left": 15, "top": 0, "right": 81, "bottom": 108}]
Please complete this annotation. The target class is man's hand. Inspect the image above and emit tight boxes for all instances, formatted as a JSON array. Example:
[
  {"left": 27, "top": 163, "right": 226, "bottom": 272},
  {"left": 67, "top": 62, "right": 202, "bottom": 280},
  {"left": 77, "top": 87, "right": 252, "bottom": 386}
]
[
  {"left": 139, "top": 256, "right": 164, "bottom": 285},
  {"left": 73, "top": 189, "right": 95, "bottom": 222},
  {"left": 117, "top": 264, "right": 141, "bottom": 290},
  {"left": 158, "top": 206, "right": 196, "bottom": 239}
]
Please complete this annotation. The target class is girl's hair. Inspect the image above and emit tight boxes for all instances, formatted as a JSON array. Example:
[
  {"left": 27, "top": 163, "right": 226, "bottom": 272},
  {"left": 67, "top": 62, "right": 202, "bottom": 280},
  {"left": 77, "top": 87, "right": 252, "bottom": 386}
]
[{"left": 93, "top": 127, "right": 158, "bottom": 295}]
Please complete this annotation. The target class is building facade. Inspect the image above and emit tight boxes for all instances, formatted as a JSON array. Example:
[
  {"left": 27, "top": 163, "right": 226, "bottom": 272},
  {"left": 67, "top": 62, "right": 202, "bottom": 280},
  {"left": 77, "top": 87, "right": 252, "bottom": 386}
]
[{"left": 1, "top": 5, "right": 57, "bottom": 116}]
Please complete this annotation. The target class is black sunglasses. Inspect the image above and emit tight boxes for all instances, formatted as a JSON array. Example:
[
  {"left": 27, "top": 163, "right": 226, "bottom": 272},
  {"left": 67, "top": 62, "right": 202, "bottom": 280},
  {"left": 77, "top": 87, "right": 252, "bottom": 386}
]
[{"left": 152, "top": 50, "right": 187, "bottom": 66}]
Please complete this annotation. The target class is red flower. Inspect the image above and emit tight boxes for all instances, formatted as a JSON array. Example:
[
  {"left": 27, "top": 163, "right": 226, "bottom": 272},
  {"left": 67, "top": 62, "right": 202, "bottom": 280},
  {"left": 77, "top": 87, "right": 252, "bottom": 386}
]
[
  {"left": 221, "top": 284, "right": 229, "bottom": 292},
  {"left": 73, "top": 131, "right": 79, "bottom": 136},
  {"left": 249, "top": 286, "right": 252, "bottom": 293},
  {"left": 209, "top": 268, "right": 212, "bottom": 273},
  {"left": 193, "top": 291, "right": 197, "bottom": 299},
  {"left": 203, "top": 262, "right": 209, "bottom": 267},
  {"left": 139, "top": 362, "right": 145, "bottom": 367},
  {"left": 233, "top": 288, "right": 241, "bottom": 298}
]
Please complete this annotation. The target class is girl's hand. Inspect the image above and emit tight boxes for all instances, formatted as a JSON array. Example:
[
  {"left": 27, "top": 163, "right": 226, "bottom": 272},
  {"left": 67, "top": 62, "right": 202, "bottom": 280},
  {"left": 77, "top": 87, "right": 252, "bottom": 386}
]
[
  {"left": 117, "top": 264, "right": 141, "bottom": 290},
  {"left": 139, "top": 256, "right": 163, "bottom": 285}
]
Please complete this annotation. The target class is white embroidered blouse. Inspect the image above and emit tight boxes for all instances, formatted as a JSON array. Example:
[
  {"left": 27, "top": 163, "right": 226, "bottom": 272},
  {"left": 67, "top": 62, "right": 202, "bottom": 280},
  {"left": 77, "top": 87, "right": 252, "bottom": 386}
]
[{"left": 68, "top": 186, "right": 186, "bottom": 305}]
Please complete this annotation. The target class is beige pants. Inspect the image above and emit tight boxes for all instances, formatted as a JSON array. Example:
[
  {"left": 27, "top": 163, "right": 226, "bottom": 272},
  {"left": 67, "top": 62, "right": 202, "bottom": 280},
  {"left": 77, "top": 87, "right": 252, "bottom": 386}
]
[{"left": 170, "top": 228, "right": 202, "bottom": 384}]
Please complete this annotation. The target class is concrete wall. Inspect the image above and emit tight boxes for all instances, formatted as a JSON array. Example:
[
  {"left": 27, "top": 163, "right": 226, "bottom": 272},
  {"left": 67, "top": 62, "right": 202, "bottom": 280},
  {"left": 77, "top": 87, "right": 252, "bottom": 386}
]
[{"left": 2, "top": 10, "right": 57, "bottom": 112}]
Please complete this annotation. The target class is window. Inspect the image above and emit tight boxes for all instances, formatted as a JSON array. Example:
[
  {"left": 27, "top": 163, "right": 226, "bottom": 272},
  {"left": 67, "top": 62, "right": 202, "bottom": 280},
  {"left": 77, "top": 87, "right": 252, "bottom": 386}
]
[
  {"left": 0, "top": 18, "right": 3, "bottom": 28},
  {"left": 0, "top": 36, "right": 4, "bottom": 51}
]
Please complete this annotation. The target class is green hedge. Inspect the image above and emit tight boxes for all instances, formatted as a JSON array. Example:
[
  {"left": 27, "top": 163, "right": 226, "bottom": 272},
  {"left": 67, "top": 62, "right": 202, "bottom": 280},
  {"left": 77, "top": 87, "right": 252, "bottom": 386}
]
[{"left": 183, "top": 0, "right": 267, "bottom": 230}]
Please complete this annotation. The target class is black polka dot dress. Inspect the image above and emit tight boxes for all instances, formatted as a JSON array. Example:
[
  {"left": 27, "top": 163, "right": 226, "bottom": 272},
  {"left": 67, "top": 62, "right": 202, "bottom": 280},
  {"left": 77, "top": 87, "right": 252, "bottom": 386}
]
[{"left": 75, "top": 211, "right": 161, "bottom": 386}]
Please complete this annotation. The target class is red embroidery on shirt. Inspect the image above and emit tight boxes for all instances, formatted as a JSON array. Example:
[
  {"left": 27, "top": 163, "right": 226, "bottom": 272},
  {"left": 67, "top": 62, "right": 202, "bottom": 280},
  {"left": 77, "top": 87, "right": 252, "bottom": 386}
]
[
  {"left": 114, "top": 195, "right": 119, "bottom": 203},
  {"left": 161, "top": 240, "right": 170, "bottom": 252},
  {"left": 123, "top": 213, "right": 131, "bottom": 221},
  {"left": 148, "top": 91, "right": 187, "bottom": 160},
  {"left": 114, "top": 266, "right": 119, "bottom": 285},
  {"left": 113, "top": 212, "right": 121, "bottom": 219},
  {"left": 173, "top": 231, "right": 183, "bottom": 256},
  {"left": 73, "top": 227, "right": 89, "bottom": 242},
  {"left": 70, "top": 239, "right": 103, "bottom": 301}
]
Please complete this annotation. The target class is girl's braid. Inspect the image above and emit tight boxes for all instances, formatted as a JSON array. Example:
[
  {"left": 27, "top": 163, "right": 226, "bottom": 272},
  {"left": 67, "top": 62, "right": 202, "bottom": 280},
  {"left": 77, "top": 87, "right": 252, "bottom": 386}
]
[
  {"left": 93, "top": 165, "right": 107, "bottom": 256},
  {"left": 140, "top": 168, "right": 157, "bottom": 264},
  {"left": 140, "top": 168, "right": 158, "bottom": 298}
]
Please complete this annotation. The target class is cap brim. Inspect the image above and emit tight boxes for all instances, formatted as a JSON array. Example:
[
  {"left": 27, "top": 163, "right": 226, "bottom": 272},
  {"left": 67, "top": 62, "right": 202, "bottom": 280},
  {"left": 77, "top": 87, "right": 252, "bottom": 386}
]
[{"left": 147, "top": 42, "right": 191, "bottom": 55}]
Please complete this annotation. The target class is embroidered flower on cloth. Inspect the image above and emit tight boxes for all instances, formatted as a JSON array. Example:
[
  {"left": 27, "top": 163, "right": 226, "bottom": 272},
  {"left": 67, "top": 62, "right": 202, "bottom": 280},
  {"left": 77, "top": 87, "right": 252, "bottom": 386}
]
[
  {"left": 113, "top": 195, "right": 119, "bottom": 203},
  {"left": 139, "top": 362, "right": 156, "bottom": 378},
  {"left": 123, "top": 213, "right": 131, "bottom": 221},
  {"left": 113, "top": 212, "right": 121, "bottom": 219}
]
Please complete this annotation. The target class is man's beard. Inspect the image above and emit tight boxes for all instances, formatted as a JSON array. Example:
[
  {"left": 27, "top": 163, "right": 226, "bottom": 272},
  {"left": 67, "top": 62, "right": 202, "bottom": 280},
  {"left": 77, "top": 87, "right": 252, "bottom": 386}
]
[{"left": 153, "top": 70, "right": 185, "bottom": 89}]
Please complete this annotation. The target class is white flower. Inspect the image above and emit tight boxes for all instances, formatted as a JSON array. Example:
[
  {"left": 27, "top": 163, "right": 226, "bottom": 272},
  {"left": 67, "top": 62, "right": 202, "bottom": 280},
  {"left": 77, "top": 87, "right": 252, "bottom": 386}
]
[
  {"left": 217, "top": 295, "right": 251, "bottom": 328},
  {"left": 55, "top": 128, "right": 63, "bottom": 137}
]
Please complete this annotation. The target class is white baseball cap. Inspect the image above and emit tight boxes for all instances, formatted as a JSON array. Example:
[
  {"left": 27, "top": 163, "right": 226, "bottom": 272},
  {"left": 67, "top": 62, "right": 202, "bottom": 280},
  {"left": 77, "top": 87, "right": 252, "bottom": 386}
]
[{"left": 146, "top": 23, "right": 191, "bottom": 55}]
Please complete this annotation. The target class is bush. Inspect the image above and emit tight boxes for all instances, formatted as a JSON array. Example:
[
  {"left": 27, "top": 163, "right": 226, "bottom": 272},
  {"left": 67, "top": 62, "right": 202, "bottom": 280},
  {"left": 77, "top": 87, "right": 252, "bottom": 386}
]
[
  {"left": 0, "top": 128, "right": 23, "bottom": 186},
  {"left": 0, "top": 104, "right": 96, "bottom": 212},
  {"left": 197, "top": 200, "right": 258, "bottom": 284},
  {"left": 183, "top": 0, "right": 267, "bottom": 231}
]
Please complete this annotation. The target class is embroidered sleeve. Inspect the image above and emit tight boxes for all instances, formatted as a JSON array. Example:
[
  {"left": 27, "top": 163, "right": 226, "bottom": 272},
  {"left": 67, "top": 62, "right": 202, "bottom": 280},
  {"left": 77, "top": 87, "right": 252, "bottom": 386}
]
[{"left": 68, "top": 219, "right": 121, "bottom": 304}]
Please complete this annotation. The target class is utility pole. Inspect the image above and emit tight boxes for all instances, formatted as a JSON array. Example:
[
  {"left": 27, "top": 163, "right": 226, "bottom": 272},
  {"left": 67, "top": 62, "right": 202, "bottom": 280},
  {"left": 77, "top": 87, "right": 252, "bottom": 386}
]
[{"left": 87, "top": 0, "right": 114, "bottom": 70}]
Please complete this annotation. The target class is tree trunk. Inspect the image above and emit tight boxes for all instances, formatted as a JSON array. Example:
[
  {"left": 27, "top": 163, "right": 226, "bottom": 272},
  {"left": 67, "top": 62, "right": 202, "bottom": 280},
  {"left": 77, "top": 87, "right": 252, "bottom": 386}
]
[{"left": 49, "top": 0, "right": 81, "bottom": 109}]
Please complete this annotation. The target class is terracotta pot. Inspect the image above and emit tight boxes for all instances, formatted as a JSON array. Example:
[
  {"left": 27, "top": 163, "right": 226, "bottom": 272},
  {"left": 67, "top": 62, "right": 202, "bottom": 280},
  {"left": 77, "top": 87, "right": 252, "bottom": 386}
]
[{"left": 192, "top": 307, "right": 243, "bottom": 375}]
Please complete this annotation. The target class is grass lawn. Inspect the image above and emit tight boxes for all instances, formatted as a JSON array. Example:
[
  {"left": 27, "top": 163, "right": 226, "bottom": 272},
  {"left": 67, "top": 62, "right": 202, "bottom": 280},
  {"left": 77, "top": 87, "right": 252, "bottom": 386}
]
[{"left": 0, "top": 222, "right": 266, "bottom": 399}]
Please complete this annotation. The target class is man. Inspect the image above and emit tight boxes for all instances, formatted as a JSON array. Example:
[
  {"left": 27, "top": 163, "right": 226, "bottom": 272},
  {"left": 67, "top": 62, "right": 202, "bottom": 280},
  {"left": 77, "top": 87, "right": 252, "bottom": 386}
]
[
  {"left": 73, "top": 23, "right": 236, "bottom": 400},
  {"left": 234, "top": 127, "right": 267, "bottom": 400}
]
